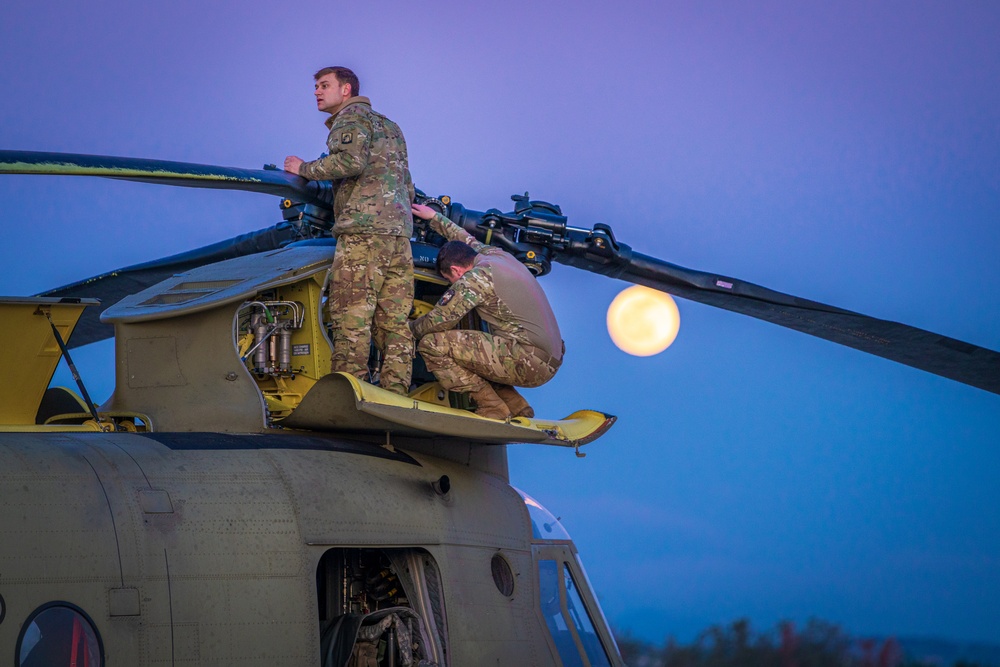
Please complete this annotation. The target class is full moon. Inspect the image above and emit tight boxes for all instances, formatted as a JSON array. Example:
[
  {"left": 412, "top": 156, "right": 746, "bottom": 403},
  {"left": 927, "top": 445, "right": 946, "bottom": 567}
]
[{"left": 606, "top": 285, "right": 680, "bottom": 356}]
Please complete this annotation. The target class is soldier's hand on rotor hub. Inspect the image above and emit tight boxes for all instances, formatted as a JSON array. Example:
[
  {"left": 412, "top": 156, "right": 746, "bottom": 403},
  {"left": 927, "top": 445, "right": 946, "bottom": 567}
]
[
  {"left": 283, "top": 156, "right": 304, "bottom": 175},
  {"left": 411, "top": 203, "right": 436, "bottom": 220}
]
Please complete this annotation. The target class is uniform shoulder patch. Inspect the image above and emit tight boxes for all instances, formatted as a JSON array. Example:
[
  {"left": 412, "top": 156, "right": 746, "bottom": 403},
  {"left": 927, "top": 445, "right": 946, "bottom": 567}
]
[
  {"left": 340, "top": 131, "right": 354, "bottom": 144},
  {"left": 438, "top": 288, "right": 456, "bottom": 306}
]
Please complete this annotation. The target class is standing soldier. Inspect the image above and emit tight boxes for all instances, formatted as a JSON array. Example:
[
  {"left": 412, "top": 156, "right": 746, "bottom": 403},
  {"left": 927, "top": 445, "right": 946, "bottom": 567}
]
[
  {"left": 409, "top": 203, "right": 564, "bottom": 420},
  {"left": 284, "top": 67, "right": 414, "bottom": 395}
]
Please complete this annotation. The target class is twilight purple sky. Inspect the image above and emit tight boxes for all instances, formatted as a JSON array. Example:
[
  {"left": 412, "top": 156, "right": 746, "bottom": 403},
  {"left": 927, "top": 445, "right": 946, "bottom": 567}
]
[{"left": 2, "top": 0, "right": 998, "bottom": 645}]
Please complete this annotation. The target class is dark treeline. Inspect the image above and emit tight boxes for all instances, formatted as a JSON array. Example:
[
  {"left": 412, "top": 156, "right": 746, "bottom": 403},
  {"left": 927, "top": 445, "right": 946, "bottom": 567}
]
[{"left": 613, "top": 618, "right": 997, "bottom": 667}]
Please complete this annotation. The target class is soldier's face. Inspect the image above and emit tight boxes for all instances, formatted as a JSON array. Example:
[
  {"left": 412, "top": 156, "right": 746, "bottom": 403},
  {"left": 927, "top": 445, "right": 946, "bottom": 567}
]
[{"left": 314, "top": 74, "right": 352, "bottom": 113}]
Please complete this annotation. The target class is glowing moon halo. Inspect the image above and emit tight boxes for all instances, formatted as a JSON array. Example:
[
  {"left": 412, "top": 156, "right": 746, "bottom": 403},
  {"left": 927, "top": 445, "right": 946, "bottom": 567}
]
[{"left": 606, "top": 285, "right": 680, "bottom": 356}]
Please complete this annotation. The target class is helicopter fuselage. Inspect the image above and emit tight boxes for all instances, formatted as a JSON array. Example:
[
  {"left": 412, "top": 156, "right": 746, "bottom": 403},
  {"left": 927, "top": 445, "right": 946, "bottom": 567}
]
[{"left": 0, "top": 428, "right": 618, "bottom": 665}]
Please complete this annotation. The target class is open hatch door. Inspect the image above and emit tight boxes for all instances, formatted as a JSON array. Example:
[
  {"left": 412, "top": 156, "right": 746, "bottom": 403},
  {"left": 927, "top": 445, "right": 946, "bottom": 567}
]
[
  {"left": 0, "top": 297, "right": 99, "bottom": 426},
  {"left": 282, "top": 373, "right": 616, "bottom": 448}
]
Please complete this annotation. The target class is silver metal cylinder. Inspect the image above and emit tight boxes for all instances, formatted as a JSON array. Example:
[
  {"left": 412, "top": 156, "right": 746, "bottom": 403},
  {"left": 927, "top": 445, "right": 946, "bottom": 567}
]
[
  {"left": 268, "top": 330, "right": 278, "bottom": 373},
  {"left": 278, "top": 325, "right": 292, "bottom": 372},
  {"left": 253, "top": 314, "right": 269, "bottom": 370}
]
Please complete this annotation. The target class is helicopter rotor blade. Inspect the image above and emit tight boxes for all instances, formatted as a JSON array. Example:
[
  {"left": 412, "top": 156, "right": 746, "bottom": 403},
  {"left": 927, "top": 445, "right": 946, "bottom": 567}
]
[
  {"left": 440, "top": 199, "right": 999, "bottom": 395},
  {"left": 6, "top": 159, "right": 995, "bottom": 391},
  {"left": 555, "top": 234, "right": 1000, "bottom": 396},
  {"left": 0, "top": 150, "right": 334, "bottom": 208}
]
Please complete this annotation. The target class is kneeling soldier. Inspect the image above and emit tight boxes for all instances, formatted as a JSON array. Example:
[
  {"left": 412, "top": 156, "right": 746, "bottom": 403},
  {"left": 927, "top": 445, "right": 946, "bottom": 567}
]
[{"left": 410, "top": 203, "right": 564, "bottom": 420}]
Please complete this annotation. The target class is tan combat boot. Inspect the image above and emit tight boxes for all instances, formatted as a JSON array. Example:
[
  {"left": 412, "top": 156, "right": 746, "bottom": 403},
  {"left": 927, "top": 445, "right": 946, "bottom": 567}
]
[
  {"left": 493, "top": 384, "right": 534, "bottom": 418},
  {"left": 469, "top": 384, "right": 512, "bottom": 420}
]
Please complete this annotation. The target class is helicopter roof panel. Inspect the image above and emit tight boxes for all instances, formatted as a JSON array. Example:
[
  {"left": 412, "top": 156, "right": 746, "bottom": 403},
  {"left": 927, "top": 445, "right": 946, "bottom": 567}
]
[{"left": 101, "top": 245, "right": 336, "bottom": 324}]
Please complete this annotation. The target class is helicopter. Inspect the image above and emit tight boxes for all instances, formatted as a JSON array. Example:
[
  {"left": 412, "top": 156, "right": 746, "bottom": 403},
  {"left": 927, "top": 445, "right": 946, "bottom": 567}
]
[{"left": 1, "top": 149, "right": 998, "bottom": 667}]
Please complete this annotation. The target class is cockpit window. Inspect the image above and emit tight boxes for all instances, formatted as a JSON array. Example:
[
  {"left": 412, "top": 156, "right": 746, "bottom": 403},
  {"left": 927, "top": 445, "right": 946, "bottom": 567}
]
[
  {"left": 537, "top": 560, "right": 613, "bottom": 667},
  {"left": 539, "top": 560, "right": 585, "bottom": 667},
  {"left": 17, "top": 603, "right": 103, "bottom": 667},
  {"left": 562, "top": 563, "right": 612, "bottom": 667},
  {"left": 515, "top": 488, "right": 571, "bottom": 541}
]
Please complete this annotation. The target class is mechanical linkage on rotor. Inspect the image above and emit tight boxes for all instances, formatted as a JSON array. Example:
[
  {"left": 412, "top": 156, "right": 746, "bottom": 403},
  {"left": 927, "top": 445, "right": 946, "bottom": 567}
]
[{"left": 415, "top": 190, "right": 632, "bottom": 278}]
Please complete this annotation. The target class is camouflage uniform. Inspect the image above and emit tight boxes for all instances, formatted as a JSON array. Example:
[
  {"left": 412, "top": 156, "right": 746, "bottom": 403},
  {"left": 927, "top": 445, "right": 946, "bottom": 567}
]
[
  {"left": 411, "top": 213, "right": 563, "bottom": 395},
  {"left": 299, "top": 97, "right": 414, "bottom": 394}
]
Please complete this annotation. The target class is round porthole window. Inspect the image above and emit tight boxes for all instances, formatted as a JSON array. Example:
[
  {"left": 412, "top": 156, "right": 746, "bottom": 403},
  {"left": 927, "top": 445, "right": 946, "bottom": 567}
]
[
  {"left": 0, "top": 593, "right": 6, "bottom": 625},
  {"left": 491, "top": 552, "right": 515, "bottom": 597},
  {"left": 17, "top": 602, "right": 103, "bottom": 667}
]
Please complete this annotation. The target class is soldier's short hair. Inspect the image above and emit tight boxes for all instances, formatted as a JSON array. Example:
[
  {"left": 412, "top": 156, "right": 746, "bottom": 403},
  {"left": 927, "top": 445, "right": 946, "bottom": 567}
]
[
  {"left": 314, "top": 66, "right": 360, "bottom": 97},
  {"left": 437, "top": 241, "right": 477, "bottom": 275}
]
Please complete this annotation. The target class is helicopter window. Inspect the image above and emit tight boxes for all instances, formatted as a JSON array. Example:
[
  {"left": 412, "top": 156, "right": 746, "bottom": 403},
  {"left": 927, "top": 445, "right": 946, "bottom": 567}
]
[
  {"left": 572, "top": 553, "right": 621, "bottom": 660},
  {"left": 538, "top": 560, "right": 613, "bottom": 667},
  {"left": 515, "top": 488, "right": 572, "bottom": 541},
  {"left": 491, "top": 552, "right": 515, "bottom": 597},
  {"left": 562, "top": 563, "right": 612, "bottom": 667},
  {"left": 17, "top": 602, "right": 103, "bottom": 667},
  {"left": 538, "top": 559, "right": 585, "bottom": 667}
]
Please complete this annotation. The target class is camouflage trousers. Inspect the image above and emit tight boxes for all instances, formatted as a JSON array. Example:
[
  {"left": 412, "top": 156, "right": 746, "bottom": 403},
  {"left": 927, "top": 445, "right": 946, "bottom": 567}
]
[
  {"left": 328, "top": 233, "right": 414, "bottom": 395},
  {"left": 417, "top": 329, "right": 559, "bottom": 393}
]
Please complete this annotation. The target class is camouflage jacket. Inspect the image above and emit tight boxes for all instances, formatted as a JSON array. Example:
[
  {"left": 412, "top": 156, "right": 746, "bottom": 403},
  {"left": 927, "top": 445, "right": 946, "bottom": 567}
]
[
  {"left": 412, "top": 213, "right": 563, "bottom": 359},
  {"left": 299, "top": 97, "right": 414, "bottom": 238}
]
